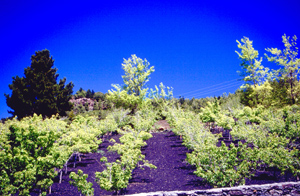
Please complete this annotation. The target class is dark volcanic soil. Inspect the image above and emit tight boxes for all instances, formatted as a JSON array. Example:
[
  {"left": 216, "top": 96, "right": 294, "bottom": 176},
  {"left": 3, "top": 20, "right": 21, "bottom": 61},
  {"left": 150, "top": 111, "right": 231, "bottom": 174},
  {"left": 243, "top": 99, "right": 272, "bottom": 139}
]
[{"left": 32, "top": 122, "right": 298, "bottom": 195}]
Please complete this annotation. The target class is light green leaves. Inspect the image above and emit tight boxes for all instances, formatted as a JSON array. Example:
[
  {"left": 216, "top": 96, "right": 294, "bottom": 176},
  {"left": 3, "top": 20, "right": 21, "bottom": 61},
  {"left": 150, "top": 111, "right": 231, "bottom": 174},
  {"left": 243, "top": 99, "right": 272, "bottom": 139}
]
[
  {"left": 236, "top": 37, "right": 259, "bottom": 61},
  {"left": 96, "top": 127, "right": 155, "bottom": 194},
  {"left": 121, "top": 54, "right": 155, "bottom": 96},
  {"left": 69, "top": 169, "right": 94, "bottom": 196},
  {"left": 236, "top": 36, "right": 269, "bottom": 88},
  {"left": 0, "top": 114, "right": 65, "bottom": 195},
  {"left": 265, "top": 34, "right": 300, "bottom": 104}
]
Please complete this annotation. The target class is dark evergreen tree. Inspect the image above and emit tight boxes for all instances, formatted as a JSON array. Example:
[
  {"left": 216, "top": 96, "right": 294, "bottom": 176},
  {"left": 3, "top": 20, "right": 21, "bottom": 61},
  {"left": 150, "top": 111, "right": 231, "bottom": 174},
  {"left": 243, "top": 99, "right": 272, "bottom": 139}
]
[
  {"left": 5, "top": 49, "right": 74, "bottom": 119},
  {"left": 86, "top": 89, "right": 95, "bottom": 98}
]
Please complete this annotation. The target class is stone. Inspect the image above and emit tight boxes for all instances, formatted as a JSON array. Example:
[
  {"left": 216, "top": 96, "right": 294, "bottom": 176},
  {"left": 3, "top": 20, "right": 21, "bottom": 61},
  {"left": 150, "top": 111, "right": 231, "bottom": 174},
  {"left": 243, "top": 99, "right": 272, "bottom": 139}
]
[
  {"left": 282, "top": 183, "right": 294, "bottom": 190},
  {"left": 228, "top": 190, "right": 244, "bottom": 196},
  {"left": 270, "top": 185, "right": 280, "bottom": 190},
  {"left": 69, "top": 98, "right": 95, "bottom": 111},
  {"left": 291, "top": 190, "right": 300, "bottom": 196},
  {"left": 125, "top": 182, "right": 300, "bottom": 196},
  {"left": 269, "top": 189, "right": 283, "bottom": 196}
]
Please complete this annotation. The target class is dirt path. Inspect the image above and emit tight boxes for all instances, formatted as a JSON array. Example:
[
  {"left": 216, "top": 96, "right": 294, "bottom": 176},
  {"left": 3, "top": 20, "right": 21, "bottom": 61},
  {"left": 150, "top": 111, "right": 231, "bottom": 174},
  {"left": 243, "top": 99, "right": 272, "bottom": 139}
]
[{"left": 125, "top": 130, "right": 211, "bottom": 195}]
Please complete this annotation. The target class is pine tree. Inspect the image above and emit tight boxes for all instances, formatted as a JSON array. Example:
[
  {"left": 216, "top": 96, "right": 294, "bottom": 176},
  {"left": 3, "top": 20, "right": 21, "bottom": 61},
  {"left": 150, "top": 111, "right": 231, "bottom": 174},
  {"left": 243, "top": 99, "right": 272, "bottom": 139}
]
[
  {"left": 86, "top": 89, "right": 95, "bottom": 98},
  {"left": 5, "top": 49, "right": 74, "bottom": 119}
]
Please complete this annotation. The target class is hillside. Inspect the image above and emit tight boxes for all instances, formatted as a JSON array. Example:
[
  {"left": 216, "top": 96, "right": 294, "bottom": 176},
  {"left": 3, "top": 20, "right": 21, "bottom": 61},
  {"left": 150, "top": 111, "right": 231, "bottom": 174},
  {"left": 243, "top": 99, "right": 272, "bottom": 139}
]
[{"left": 31, "top": 122, "right": 297, "bottom": 195}]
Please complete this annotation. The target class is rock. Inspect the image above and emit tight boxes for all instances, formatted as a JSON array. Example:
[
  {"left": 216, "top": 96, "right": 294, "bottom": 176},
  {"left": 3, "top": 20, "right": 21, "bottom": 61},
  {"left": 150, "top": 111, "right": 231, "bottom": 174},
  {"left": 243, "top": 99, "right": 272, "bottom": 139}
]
[{"left": 69, "top": 98, "right": 95, "bottom": 111}]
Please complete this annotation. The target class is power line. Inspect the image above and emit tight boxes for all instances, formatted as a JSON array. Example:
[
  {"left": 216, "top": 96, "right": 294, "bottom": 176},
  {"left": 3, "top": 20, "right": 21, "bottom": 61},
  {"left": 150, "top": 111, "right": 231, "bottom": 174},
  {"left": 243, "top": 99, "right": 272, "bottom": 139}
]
[
  {"left": 185, "top": 83, "right": 242, "bottom": 98},
  {"left": 175, "top": 78, "right": 242, "bottom": 97},
  {"left": 175, "top": 78, "right": 243, "bottom": 97},
  {"left": 188, "top": 83, "right": 242, "bottom": 98}
]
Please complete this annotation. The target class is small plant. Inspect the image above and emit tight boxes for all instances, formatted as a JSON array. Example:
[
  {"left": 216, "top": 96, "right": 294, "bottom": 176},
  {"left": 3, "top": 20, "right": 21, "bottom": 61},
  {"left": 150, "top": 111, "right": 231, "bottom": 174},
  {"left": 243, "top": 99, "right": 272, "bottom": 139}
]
[
  {"left": 97, "top": 150, "right": 105, "bottom": 156},
  {"left": 69, "top": 169, "right": 94, "bottom": 196}
]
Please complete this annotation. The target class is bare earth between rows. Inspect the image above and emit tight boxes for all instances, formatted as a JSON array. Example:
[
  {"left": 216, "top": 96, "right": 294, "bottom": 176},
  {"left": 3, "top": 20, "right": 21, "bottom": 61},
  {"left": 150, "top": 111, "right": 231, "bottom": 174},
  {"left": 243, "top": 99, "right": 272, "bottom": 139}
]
[{"left": 35, "top": 121, "right": 297, "bottom": 195}]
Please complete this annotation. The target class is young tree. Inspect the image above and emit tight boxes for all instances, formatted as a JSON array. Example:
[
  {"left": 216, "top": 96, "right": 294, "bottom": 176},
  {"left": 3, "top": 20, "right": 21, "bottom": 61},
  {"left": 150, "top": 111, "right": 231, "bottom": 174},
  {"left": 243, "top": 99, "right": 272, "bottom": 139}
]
[
  {"left": 236, "top": 37, "right": 269, "bottom": 88},
  {"left": 108, "top": 54, "right": 155, "bottom": 114},
  {"left": 121, "top": 54, "right": 155, "bottom": 96},
  {"left": 69, "top": 169, "right": 94, "bottom": 196},
  {"left": 265, "top": 34, "right": 300, "bottom": 104},
  {"left": 5, "top": 49, "right": 74, "bottom": 119}
]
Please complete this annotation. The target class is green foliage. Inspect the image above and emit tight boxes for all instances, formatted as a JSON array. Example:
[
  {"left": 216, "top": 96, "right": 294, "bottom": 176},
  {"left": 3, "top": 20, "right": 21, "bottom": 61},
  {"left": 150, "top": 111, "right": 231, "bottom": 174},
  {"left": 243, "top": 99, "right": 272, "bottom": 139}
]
[
  {"left": 266, "top": 34, "right": 300, "bottom": 104},
  {"left": 5, "top": 49, "right": 74, "bottom": 119},
  {"left": 0, "top": 114, "right": 65, "bottom": 195},
  {"left": 96, "top": 126, "right": 156, "bottom": 194},
  {"left": 199, "top": 101, "right": 234, "bottom": 130},
  {"left": 108, "top": 55, "right": 174, "bottom": 118},
  {"left": 0, "top": 110, "right": 127, "bottom": 195},
  {"left": 173, "top": 96, "right": 214, "bottom": 113},
  {"left": 231, "top": 108, "right": 300, "bottom": 177},
  {"left": 236, "top": 37, "right": 269, "bottom": 88},
  {"left": 148, "top": 82, "right": 174, "bottom": 119},
  {"left": 149, "top": 82, "right": 173, "bottom": 101},
  {"left": 235, "top": 105, "right": 264, "bottom": 124},
  {"left": 269, "top": 79, "right": 293, "bottom": 107},
  {"left": 74, "top": 88, "right": 96, "bottom": 99},
  {"left": 238, "top": 34, "right": 300, "bottom": 108},
  {"left": 86, "top": 89, "right": 95, "bottom": 99},
  {"left": 107, "top": 108, "right": 130, "bottom": 129},
  {"left": 69, "top": 169, "right": 94, "bottom": 196},
  {"left": 75, "top": 88, "right": 87, "bottom": 99},
  {"left": 187, "top": 142, "right": 255, "bottom": 187},
  {"left": 58, "top": 115, "right": 106, "bottom": 155},
  {"left": 95, "top": 159, "right": 131, "bottom": 193},
  {"left": 166, "top": 106, "right": 219, "bottom": 150},
  {"left": 107, "top": 84, "right": 145, "bottom": 113},
  {"left": 199, "top": 101, "right": 220, "bottom": 123},
  {"left": 218, "top": 92, "right": 244, "bottom": 111},
  {"left": 167, "top": 104, "right": 300, "bottom": 188},
  {"left": 107, "top": 54, "right": 157, "bottom": 114},
  {"left": 121, "top": 54, "right": 155, "bottom": 96},
  {"left": 247, "top": 81, "right": 273, "bottom": 107},
  {"left": 93, "top": 92, "right": 106, "bottom": 102}
]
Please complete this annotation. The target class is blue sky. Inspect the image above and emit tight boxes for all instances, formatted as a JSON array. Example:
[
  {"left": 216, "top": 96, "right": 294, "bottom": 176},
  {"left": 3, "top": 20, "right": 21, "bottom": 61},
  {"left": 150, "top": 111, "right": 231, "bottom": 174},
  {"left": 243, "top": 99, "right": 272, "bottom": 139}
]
[{"left": 1, "top": 0, "right": 300, "bottom": 118}]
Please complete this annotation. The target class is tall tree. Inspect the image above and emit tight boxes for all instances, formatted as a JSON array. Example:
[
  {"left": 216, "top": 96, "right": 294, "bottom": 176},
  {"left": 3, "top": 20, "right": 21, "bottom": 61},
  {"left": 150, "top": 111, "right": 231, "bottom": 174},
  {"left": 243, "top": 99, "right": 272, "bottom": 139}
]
[
  {"left": 5, "top": 49, "right": 74, "bottom": 119},
  {"left": 265, "top": 34, "right": 300, "bottom": 104},
  {"left": 108, "top": 54, "right": 155, "bottom": 114},
  {"left": 236, "top": 37, "right": 269, "bottom": 88},
  {"left": 121, "top": 54, "right": 155, "bottom": 96}
]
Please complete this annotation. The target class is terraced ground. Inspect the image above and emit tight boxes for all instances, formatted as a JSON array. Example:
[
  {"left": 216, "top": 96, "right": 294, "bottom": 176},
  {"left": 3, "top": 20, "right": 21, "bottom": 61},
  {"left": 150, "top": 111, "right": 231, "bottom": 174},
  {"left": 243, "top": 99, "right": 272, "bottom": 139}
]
[{"left": 32, "top": 121, "right": 297, "bottom": 195}]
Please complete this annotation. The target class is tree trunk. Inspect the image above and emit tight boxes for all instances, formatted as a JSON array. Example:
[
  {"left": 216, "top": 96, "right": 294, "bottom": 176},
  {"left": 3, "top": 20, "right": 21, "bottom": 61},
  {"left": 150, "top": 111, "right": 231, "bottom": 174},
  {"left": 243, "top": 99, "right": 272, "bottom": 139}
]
[{"left": 59, "top": 170, "right": 63, "bottom": 183}]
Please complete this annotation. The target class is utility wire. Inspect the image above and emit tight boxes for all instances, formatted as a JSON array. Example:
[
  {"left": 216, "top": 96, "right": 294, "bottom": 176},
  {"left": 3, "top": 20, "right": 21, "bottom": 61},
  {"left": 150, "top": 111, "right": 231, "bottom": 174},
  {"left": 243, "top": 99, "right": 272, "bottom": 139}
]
[
  {"left": 185, "top": 81, "right": 242, "bottom": 98},
  {"left": 175, "top": 78, "right": 242, "bottom": 97},
  {"left": 189, "top": 83, "right": 242, "bottom": 98},
  {"left": 175, "top": 78, "right": 243, "bottom": 97}
]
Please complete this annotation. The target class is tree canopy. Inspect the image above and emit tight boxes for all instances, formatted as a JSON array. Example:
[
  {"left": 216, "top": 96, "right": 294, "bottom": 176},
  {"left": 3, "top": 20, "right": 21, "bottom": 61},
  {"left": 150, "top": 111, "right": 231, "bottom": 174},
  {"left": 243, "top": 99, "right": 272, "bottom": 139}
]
[
  {"left": 5, "top": 49, "right": 74, "bottom": 119},
  {"left": 266, "top": 34, "right": 300, "bottom": 104},
  {"left": 236, "top": 37, "right": 269, "bottom": 88},
  {"left": 121, "top": 54, "right": 155, "bottom": 96}
]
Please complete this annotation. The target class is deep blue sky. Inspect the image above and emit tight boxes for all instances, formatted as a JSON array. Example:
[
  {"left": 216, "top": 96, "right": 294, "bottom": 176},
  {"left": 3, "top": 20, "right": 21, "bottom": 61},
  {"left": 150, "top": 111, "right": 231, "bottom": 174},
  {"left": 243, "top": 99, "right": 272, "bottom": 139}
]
[{"left": 1, "top": 0, "right": 300, "bottom": 118}]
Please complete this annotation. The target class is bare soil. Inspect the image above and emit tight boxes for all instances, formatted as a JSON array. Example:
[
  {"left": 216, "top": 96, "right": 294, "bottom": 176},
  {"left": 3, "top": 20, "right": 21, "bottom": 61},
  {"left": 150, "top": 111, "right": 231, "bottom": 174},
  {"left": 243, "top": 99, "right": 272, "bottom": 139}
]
[{"left": 32, "top": 120, "right": 297, "bottom": 195}]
